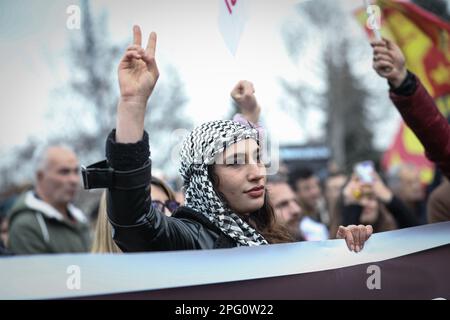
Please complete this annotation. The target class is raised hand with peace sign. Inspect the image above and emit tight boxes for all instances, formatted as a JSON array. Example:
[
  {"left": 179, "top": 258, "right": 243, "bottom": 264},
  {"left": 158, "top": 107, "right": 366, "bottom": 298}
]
[{"left": 116, "top": 25, "right": 159, "bottom": 143}]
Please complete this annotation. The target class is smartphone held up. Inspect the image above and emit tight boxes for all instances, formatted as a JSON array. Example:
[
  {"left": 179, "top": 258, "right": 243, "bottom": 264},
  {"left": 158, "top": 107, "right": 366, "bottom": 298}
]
[{"left": 354, "top": 161, "right": 375, "bottom": 184}]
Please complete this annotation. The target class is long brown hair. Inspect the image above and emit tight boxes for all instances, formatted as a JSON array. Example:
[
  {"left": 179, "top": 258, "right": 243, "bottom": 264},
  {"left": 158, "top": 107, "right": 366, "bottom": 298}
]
[{"left": 208, "top": 166, "right": 293, "bottom": 244}]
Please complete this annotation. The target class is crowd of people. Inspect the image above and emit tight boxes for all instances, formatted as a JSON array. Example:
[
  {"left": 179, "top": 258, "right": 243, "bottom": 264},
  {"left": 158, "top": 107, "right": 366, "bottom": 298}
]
[{"left": 0, "top": 26, "right": 449, "bottom": 257}]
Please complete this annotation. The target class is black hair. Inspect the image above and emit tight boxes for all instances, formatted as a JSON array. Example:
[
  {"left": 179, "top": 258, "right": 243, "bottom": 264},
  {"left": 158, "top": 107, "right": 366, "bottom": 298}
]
[{"left": 288, "top": 167, "right": 315, "bottom": 191}]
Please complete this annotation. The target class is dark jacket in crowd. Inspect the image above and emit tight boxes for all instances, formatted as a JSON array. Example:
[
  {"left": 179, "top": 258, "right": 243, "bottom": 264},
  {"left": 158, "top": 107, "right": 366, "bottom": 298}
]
[
  {"left": 104, "top": 131, "right": 237, "bottom": 252},
  {"left": 7, "top": 191, "right": 91, "bottom": 255},
  {"left": 427, "top": 179, "right": 450, "bottom": 223},
  {"left": 0, "top": 239, "right": 11, "bottom": 256},
  {"left": 390, "top": 72, "right": 450, "bottom": 180}
]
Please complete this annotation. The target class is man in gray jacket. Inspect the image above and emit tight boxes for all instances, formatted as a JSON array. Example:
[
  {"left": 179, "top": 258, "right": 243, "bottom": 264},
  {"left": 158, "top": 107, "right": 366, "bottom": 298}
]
[{"left": 7, "top": 145, "right": 90, "bottom": 254}]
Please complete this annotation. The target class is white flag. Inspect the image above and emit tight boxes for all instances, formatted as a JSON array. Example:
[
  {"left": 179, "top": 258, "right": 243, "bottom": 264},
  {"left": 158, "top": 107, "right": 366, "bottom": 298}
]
[{"left": 218, "top": 0, "right": 249, "bottom": 56}]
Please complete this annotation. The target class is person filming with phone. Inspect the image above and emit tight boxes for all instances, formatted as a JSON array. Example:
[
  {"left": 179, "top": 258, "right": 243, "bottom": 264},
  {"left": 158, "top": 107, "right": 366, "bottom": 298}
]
[{"left": 329, "top": 161, "right": 419, "bottom": 244}]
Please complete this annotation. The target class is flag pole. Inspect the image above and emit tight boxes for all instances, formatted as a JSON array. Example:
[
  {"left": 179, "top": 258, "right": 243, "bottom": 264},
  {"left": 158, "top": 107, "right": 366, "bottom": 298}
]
[{"left": 364, "top": 0, "right": 382, "bottom": 41}]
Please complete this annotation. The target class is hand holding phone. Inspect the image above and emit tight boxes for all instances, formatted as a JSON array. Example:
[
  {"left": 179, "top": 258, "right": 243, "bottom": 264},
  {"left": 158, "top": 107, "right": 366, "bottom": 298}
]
[{"left": 354, "top": 161, "right": 375, "bottom": 184}]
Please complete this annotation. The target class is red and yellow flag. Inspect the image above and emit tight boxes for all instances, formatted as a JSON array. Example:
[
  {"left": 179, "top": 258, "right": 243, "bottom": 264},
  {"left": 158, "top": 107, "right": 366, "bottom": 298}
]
[{"left": 356, "top": 0, "right": 450, "bottom": 182}]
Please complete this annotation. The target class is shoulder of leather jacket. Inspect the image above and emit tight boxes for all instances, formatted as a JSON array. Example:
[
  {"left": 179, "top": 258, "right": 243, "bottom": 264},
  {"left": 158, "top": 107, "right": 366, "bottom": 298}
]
[{"left": 173, "top": 206, "right": 237, "bottom": 249}]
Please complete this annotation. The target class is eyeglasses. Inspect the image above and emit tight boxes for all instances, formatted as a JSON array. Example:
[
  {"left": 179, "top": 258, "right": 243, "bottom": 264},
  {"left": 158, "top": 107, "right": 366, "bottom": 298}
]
[{"left": 151, "top": 200, "right": 180, "bottom": 213}]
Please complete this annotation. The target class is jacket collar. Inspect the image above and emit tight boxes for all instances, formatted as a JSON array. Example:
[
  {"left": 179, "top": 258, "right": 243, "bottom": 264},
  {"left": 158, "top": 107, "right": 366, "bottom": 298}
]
[{"left": 24, "top": 191, "right": 88, "bottom": 224}]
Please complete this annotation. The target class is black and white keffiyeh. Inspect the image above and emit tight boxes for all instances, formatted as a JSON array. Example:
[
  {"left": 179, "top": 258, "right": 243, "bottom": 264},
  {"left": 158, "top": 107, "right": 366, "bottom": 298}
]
[{"left": 179, "top": 120, "right": 268, "bottom": 246}]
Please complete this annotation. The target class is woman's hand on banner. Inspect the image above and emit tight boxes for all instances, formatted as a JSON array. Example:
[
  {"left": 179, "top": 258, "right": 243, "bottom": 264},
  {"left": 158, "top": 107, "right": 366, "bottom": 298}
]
[{"left": 336, "top": 224, "right": 373, "bottom": 253}]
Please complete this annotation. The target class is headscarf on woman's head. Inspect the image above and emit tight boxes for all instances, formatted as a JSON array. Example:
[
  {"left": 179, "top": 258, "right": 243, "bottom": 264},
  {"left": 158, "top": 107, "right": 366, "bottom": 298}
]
[{"left": 179, "top": 120, "right": 268, "bottom": 246}]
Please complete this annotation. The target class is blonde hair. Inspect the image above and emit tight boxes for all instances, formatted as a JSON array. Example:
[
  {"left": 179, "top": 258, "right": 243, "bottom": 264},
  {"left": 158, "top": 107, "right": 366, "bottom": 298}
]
[
  {"left": 91, "top": 192, "right": 122, "bottom": 254},
  {"left": 91, "top": 177, "right": 177, "bottom": 253}
]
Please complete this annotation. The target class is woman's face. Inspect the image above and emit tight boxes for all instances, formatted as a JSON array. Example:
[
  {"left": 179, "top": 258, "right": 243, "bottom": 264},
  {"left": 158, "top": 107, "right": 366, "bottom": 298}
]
[
  {"left": 213, "top": 139, "right": 266, "bottom": 216},
  {"left": 151, "top": 185, "right": 171, "bottom": 216},
  {"left": 359, "top": 195, "right": 379, "bottom": 224}
]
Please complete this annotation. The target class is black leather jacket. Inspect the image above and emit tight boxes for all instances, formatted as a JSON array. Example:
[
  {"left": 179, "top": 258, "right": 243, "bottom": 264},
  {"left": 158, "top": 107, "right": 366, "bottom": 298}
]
[{"left": 84, "top": 130, "right": 237, "bottom": 252}]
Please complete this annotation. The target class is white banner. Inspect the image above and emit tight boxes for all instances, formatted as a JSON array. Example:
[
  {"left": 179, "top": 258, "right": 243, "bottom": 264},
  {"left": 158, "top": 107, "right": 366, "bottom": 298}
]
[{"left": 0, "top": 222, "right": 449, "bottom": 299}]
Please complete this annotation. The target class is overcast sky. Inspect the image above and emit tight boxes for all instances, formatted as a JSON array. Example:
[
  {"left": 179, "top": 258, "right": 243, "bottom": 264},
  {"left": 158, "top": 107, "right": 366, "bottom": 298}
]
[{"left": 0, "top": 0, "right": 400, "bottom": 160}]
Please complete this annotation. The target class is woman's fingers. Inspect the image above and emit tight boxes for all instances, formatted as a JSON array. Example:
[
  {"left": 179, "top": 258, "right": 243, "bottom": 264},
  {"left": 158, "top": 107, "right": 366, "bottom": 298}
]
[
  {"left": 358, "top": 225, "right": 373, "bottom": 251},
  {"left": 337, "top": 225, "right": 355, "bottom": 251},
  {"left": 133, "top": 25, "right": 142, "bottom": 47},
  {"left": 127, "top": 45, "right": 145, "bottom": 53},
  {"left": 371, "top": 171, "right": 381, "bottom": 181},
  {"left": 124, "top": 29, "right": 159, "bottom": 77},
  {"left": 240, "top": 80, "right": 254, "bottom": 96},
  {"left": 352, "top": 225, "right": 360, "bottom": 252},
  {"left": 336, "top": 225, "right": 345, "bottom": 239},
  {"left": 126, "top": 47, "right": 145, "bottom": 61},
  {"left": 141, "top": 54, "right": 153, "bottom": 67},
  {"left": 338, "top": 225, "right": 373, "bottom": 252},
  {"left": 373, "top": 53, "right": 394, "bottom": 64},
  {"left": 231, "top": 82, "right": 243, "bottom": 99},
  {"left": 374, "top": 59, "right": 393, "bottom": 68},
  {"left": 142, "top": 32, "right": 158, "bottom": 74},
  {"left": 373, "top": 46, "right": 392, "bottom": 56},
  {"left": 346, "top": 227, "right": 355, "bottom": 252},
  {"left": 124, "top": 51, "right": 142, "bottom": 61},
  {"left": 146, "top": 32, "right": 157, "bottom": 58},
  {"left": 370, "top": 39, "right": 386, "bottom": 48},
  {"left": 124, "top": 46, "right": 146, "bottom": 60},
  {"left": 372, "top": 39, "right": 396, "bottom": 75},
  {"left": 129, "top": 27, "right": 158, "bottom": 65},
  {"left": 384, "top": 37, "right": 396, "bottom": 50},
  {"left": 365, "top": 225, "right": 374, "bottom": 241},
  {"left": 358, "top": 225, "right": 367, "bottom": 251},
  {"left": 232, "top": 80, "right": 253, "bottom": 98},
  {"left": 373, "top": 60, "right": 394, "bottom": 74}
]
